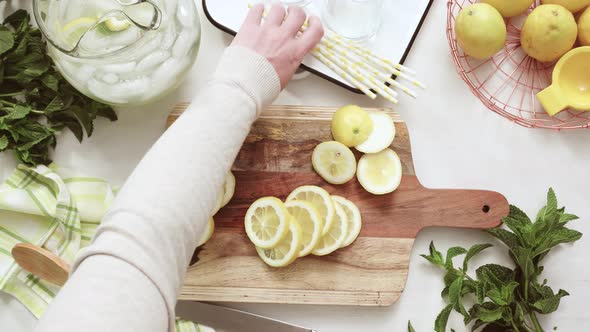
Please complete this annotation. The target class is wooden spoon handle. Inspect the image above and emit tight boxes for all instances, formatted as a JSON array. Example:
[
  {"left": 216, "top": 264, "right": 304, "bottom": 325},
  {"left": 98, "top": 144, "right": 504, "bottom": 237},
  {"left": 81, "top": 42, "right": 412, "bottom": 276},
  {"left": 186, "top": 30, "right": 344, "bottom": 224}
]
[
  {"left": 11, "top": 243, "right": 71, "bottom": 286},
  {"left": 416, "top": 188, "right": 509, "bottom": 233}
]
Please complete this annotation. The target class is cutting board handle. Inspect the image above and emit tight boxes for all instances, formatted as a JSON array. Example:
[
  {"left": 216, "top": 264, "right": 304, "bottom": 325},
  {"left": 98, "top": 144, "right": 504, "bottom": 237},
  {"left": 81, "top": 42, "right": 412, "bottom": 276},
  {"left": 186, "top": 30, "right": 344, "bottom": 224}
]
[{"left": 416, "top": 187, "right": 508, "bottom": 233}]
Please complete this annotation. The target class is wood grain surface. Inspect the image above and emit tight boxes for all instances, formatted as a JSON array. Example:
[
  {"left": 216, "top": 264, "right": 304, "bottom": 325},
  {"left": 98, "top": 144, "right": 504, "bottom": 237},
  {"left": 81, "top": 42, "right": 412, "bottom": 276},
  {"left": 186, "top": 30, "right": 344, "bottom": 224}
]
[{"left": 168, "top": 104, "right": 509, "bottom": 306}]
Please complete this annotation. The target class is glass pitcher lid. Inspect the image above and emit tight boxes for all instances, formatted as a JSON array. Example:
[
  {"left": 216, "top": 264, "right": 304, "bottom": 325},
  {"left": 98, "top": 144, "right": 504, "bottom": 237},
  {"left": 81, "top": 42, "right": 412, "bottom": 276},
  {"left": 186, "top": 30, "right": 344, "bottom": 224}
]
[{"left": 33, "top": 0, "right": 162, "bottom": 58}]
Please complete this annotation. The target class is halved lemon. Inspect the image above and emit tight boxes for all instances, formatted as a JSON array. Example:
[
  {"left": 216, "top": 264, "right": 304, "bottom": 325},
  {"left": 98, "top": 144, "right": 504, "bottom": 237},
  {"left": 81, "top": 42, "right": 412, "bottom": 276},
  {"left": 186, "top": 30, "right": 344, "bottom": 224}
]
[
  {"left": 312, "top": 201, "right": 349, "bottom": 256},
  {"left": 255, "top": 218, "right": 302, "bottom": 267},
  {"left": 285, "top": 200, "right": 323, "bottom": 257},
  {"left": 312, "top": 141, "right": 357, "bottom": 185},
  {"left": 197, "top": 217, "right": 215, "bottom": 247},
  {"left": 245, "top": 197, "right": 290, "bottom": 249},
  {"left": 332, "top": 196, "right": 362, "bottom": 248},
  {"left": 221, "top": 171, "right": 236, "bottom": 208},
  {"left": 357, "top": 148, "right": 403, "bottom": 195},
  {"left": 286, "top": 185, "right": 335, "bottom": 235},
  {"left": 355, "top": 112, "right": 396, "bottom": 154}
]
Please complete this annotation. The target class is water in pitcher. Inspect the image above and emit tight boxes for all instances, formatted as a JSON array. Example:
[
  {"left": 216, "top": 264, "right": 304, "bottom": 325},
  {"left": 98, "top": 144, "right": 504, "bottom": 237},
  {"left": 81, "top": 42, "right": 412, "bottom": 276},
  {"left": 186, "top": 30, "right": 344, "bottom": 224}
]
[{"left": 34, "top": 0, "right": 201, "bottom": 105}]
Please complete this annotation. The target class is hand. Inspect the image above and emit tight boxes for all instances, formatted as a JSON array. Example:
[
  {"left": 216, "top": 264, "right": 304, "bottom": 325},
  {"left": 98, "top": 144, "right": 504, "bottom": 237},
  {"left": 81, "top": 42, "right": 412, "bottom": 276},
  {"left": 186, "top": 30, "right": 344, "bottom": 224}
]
[{"left": 232, "top": 4, "right": 324, "bottom": 89}]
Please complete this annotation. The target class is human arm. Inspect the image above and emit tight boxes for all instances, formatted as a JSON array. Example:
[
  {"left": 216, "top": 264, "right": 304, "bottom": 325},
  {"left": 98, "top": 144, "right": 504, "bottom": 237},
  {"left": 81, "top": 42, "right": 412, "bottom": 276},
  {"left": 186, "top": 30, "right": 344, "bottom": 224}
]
[{"left": 34, "top": 5, "right": 323, "bottom": 332}]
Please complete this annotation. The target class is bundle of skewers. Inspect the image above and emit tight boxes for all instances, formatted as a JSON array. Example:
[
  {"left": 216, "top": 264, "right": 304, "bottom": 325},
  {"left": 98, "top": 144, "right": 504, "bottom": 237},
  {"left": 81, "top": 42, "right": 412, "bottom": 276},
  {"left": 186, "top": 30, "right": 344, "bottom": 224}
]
[{"left": 250, "top": 4, "right": 426, "bottom": 105}]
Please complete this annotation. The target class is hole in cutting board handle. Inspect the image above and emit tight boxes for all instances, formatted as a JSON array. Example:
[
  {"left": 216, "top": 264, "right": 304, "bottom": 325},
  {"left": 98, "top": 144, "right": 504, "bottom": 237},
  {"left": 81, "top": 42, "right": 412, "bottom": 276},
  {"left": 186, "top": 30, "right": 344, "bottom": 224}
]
[{"left": 482, "top": 205, "right": 491, "bottom": 213}]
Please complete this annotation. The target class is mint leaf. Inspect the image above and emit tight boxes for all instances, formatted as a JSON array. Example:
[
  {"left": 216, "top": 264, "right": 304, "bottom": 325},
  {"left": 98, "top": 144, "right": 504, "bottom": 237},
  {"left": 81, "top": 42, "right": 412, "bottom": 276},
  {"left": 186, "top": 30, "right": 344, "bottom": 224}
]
[
  {"left": 449, "top": 276, "right": 463, "bottom": 305},
  {"left": 476, "top": 264, "right": 514, "bottom": 289},
  {"left": 6, "top": 105, "right": 32, "bottom": 120},
  {"left": 434, "top": 304, "right": 453, "bottom": 332},
  {"left": 486, "top": 227, "right": 519, "bottom": 250},
  {"left": 446, "top": 246, "right": 467, "bottom": 269},
  {"left": 463, "top": 243, "right": 492, "bottom": 271},
  {"left": 468, "top": 302, "right": 503, "bottom": 323},
  {"left": 0, "top": 135, "right": 8, "bottom": 150},
  {"left": 512, "top": 247, "right": 535, "bottom": 280},
  {"left": 541, "top": 188, "right": 558, "bottom": 223},
  {"left": 0, "top": 26, "right": 14, "bottom": 55},
  {"left": 408, "top": 321, "right": 416, "bottom": 332},
  {"left": 559, "top": 213, "right": 579, "bottom": 225},
  {"left": 421, "top": 241, "right": 445, "bottom": 267},
  {"left": 533, "top": 289, "right": 569, "bottom": 314}
]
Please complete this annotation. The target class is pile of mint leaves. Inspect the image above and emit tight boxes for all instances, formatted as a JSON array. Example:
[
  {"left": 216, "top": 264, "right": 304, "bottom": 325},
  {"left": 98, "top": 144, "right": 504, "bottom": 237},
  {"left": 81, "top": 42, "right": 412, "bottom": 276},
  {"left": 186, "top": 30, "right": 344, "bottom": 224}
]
[
  {"left": 0, "top": 9, "right": 116, "bottom": 166},
  {"left": 410, "top": 188, "right": 582, "bottom": 332}
]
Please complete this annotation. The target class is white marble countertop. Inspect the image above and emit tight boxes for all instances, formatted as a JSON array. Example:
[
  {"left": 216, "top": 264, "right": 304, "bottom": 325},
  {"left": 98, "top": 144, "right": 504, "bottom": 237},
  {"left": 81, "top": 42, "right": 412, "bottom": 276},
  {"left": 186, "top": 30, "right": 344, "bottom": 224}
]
[{"left": 2, "top": 1, "right": 590, "bottom": 331}]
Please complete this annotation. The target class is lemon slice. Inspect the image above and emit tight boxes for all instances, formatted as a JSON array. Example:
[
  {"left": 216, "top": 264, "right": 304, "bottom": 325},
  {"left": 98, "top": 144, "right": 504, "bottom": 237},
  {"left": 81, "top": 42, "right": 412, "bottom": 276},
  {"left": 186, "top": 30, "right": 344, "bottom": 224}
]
[
  {"left": 332, "top": 196, "right": 362, "bottom": 248},
  {"left": 62, "top": 17, "right": 98, "bottom": 47},
  {"left": 285, "top": 201, "right": 323, "bottom": 257},
  {"left": 221, "top": 171, "right": 236, "bottom": 208},
  {"left": 104, "top": 16, "right": 131, "bottom": 32},
  {"left": 312, "top": 201, "right": 349, "bottom": 256},
  {"left": 212, "top": 189, "right": 224, "bottom": 215},
  {"left": 286, "top": 185, "right": 335, "bottom": 236},
  {"left": 255, "top": 218, "right": 302, "bottom": 267},
  {"left": 197, "top": 217, "right": 215, "bottom": 247},
  {"left": 312, "top": 141, "right": 357, "bottom": 185},
  {"left": 357, "top": 148, "right": 403, "bottom": 195},
  {"left": 245, "top": 197, "right": 290, "bottom": 249},
  {"left": 355, "top": 112, "right": 396, "bottom": 154}
]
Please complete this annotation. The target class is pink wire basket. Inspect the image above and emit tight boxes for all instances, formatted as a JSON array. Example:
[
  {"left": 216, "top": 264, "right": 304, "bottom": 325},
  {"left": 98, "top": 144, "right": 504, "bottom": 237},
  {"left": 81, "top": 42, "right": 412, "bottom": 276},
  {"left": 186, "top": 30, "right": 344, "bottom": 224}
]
[{"left": 447, "top": 0, "right": 590, "bottom": 130}]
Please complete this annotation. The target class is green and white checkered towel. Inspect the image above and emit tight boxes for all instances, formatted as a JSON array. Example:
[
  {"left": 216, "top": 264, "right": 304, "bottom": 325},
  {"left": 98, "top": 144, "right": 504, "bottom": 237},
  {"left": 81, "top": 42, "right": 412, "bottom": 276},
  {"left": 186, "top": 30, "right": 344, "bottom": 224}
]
[{"left": 0, "top": 164, "right": 207, "bottom": 332}]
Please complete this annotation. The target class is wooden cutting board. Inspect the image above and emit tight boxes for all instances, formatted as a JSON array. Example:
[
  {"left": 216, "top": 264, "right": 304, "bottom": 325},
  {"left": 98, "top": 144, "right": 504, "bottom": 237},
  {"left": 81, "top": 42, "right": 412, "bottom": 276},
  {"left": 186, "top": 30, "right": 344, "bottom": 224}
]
[{"left": 167, "top": 104, "right": 509, "bottom": 306}]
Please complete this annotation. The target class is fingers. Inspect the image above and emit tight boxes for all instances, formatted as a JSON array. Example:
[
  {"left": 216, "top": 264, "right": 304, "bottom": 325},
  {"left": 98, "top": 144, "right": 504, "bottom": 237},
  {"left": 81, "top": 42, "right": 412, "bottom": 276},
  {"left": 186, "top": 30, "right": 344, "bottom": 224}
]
[
  {"left": 243, "top": 3, "right": 265, "bottom": 27},
  {"left": 264, "top": 4, "right": 287, "bottom": 27},
  {"left": 281, "top": 6, "right": 306, "bottom": 37},
  {"left": 297, "top": 15, "right": 324, "bottom": 54}
]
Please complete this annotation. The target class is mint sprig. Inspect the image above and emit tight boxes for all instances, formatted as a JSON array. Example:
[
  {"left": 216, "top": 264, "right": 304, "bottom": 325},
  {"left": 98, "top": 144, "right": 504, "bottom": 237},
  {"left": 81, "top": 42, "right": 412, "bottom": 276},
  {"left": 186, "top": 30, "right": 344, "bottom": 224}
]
[
  {"left": 410, "top": 188, "right": 582, "bottom": 332},
  {"left": 0, "top": 9, "right": 116, "bottom": 165}
]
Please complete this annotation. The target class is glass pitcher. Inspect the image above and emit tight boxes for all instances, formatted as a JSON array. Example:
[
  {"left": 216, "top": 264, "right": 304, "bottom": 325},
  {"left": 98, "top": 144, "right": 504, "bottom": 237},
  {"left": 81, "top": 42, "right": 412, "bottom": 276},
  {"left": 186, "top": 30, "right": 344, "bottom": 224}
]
[{"left": 33, "top": 0, "right": 201, "bottom": 106}]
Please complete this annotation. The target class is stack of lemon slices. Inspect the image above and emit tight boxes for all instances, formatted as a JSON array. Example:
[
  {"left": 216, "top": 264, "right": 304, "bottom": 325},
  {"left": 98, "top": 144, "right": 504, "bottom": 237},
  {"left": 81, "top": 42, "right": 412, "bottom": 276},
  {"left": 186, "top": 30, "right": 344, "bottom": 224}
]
[
  {"left": 196, "top": 171, "right": 236, "bottom": 247},
  {"left": 244, "top": 186, "right": 362, "bottom": 267},
  {"left": 313, "top": 105, "right": 403, "bottom": 195}
]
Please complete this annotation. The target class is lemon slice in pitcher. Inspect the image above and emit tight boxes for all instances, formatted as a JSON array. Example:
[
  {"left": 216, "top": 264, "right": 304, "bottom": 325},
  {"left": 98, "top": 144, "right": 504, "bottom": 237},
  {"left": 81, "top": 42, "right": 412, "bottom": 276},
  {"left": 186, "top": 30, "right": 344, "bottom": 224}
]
[
  {"left": 255, "top": 218, "right": 302, "bottom": 267},
  {"left": 62, "top": 17, "right": 98, "bottom": 47},
  {"left": 245, "top": 197, "right": 290, "bottom": 249},
  {"left": 357, "top": 148, "right": 403, "bottom": 195},
  {"left": 312, "top": 201, "right": 349, "bottom": 256},
  {"left": 285, "top": 200, "right": 323, "bottom": 257},
  {"left": 312, "top": 141, "right": 357, "bottom": 185},
  {"left": 286, "top": 185, "right": 335, "bottom": 236}
]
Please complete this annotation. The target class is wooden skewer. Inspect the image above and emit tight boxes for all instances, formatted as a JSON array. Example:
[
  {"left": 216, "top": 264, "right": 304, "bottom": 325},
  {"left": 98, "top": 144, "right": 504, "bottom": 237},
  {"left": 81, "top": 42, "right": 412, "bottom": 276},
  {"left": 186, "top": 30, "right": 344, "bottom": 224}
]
[{"left": 11, "top": 243, "right": 70, "bottom": 286}]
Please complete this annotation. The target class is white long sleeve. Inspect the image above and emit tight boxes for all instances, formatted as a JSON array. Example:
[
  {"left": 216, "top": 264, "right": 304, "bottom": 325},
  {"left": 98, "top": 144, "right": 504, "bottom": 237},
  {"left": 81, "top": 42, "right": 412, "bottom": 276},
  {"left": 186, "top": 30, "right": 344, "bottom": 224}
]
[{"left": 34, "top": 46, "right": 281, "bottom": 332}]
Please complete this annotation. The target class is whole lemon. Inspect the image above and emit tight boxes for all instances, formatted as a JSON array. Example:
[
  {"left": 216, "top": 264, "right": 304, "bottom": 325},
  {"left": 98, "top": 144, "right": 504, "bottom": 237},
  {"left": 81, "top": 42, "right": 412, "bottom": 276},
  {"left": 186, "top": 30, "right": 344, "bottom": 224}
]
[
  {"left": 541, "top": 0, "right": 590, "bottom": 13},
  {"left": 579, "top": 6, "right": 590, "bottom": 45},
  {"left": 455, "top": 3, "right": 507, "bottom": 59},
  {"left": 481, "top": 0, "right": 535, "bottom": 17},
  {"left": 521, "top": 4, "right": 578, "bottom": 62},
  {"left": 331, "top": 105, "right": 374, "bottom": 147}
]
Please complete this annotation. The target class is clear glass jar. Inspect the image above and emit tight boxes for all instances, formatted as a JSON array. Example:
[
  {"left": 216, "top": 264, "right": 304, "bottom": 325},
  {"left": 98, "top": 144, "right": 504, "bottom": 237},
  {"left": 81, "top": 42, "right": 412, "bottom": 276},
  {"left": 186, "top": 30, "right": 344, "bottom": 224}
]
[
  {"left": 322, "top": 0, "right": 384, "bottom": 41},
  {"left": 33, "top": 0, "right": 201, "bottom": 106}
]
